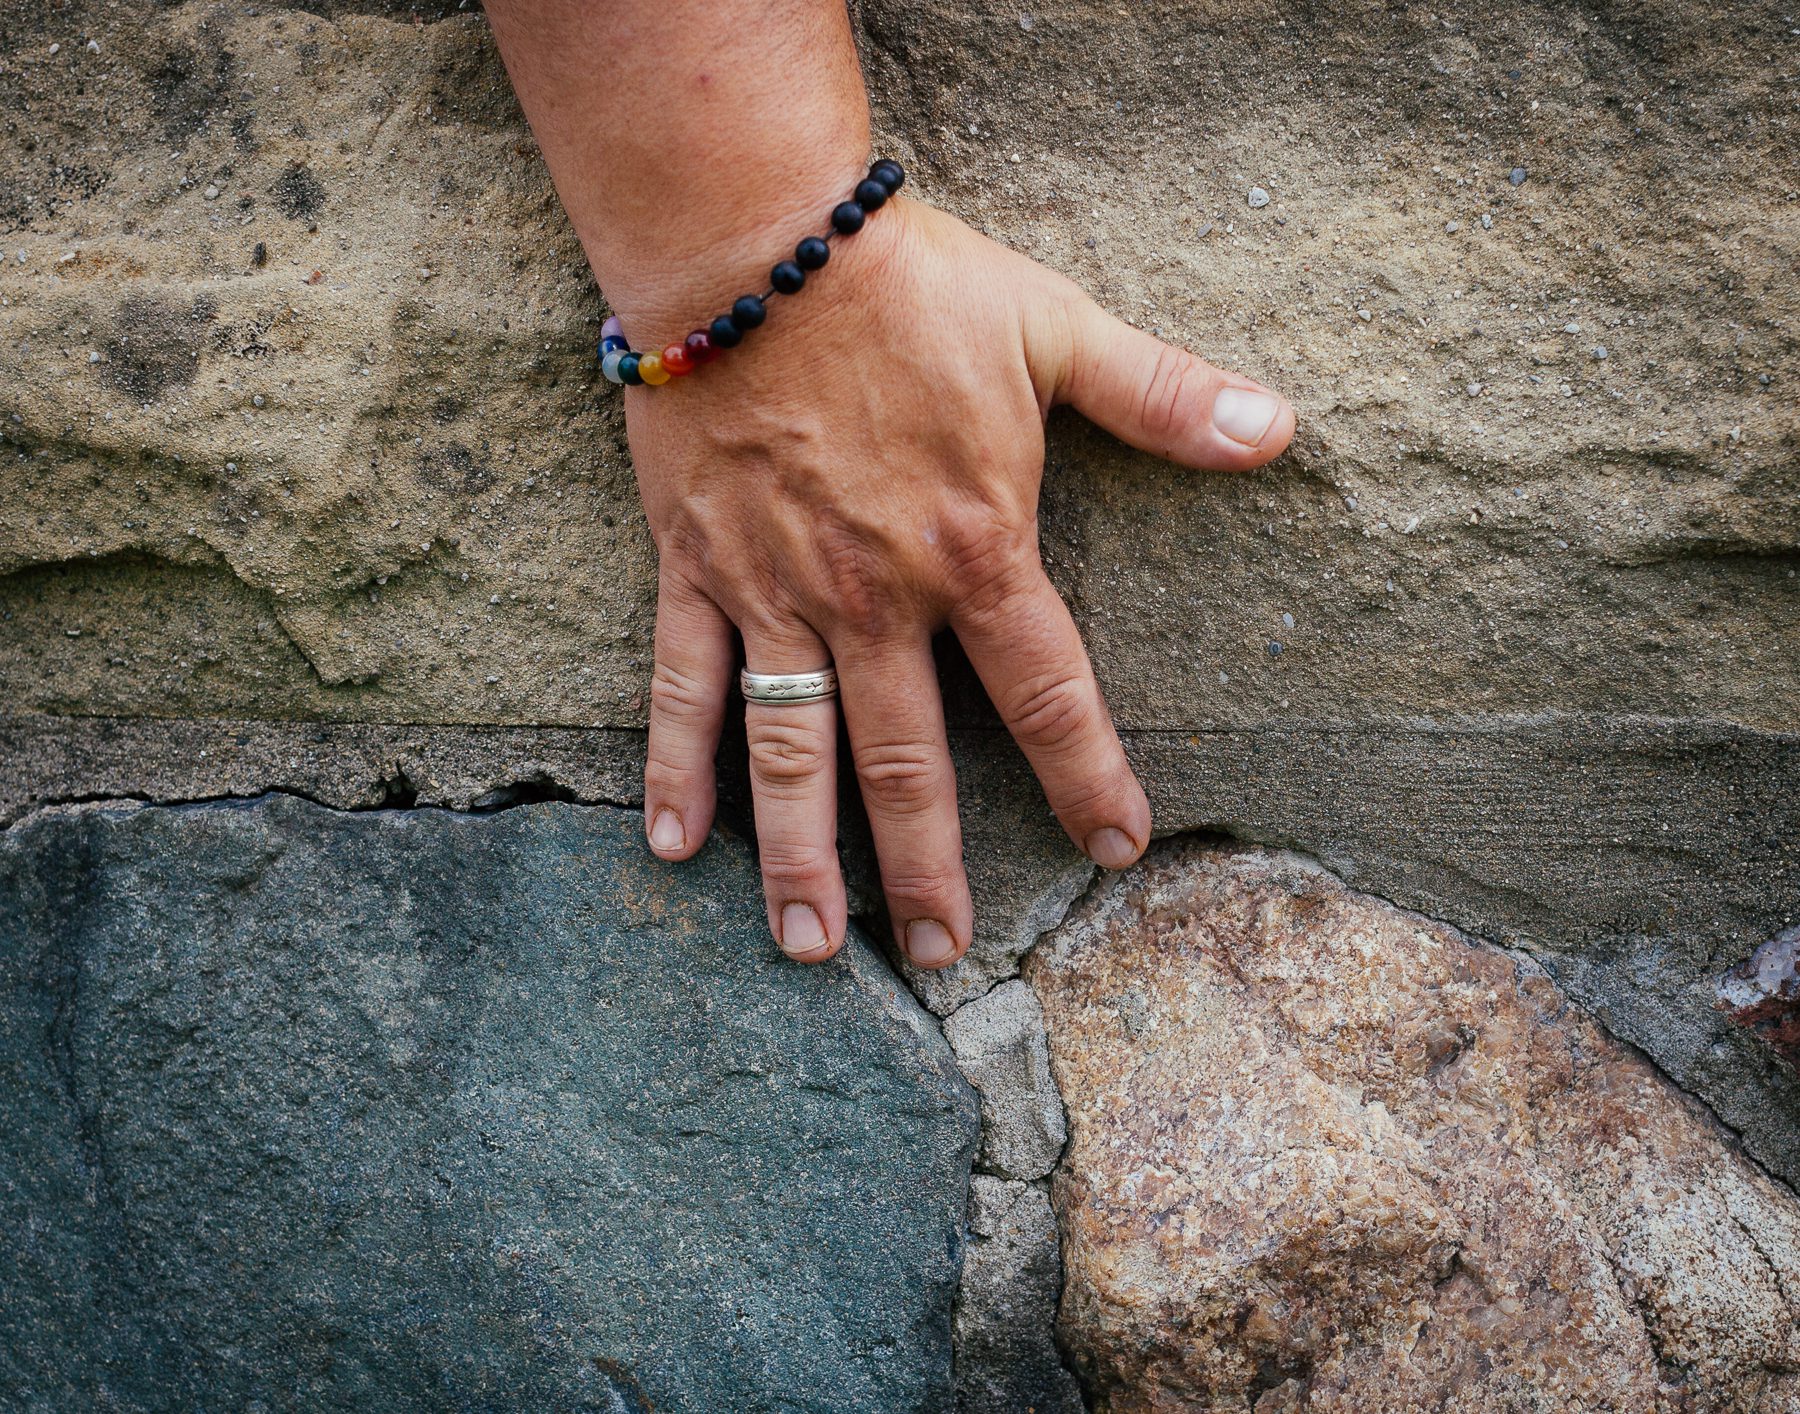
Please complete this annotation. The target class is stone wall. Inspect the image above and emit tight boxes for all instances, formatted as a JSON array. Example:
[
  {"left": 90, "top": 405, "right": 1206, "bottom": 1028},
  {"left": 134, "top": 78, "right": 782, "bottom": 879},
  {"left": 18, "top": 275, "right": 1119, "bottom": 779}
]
[{"left": 2, "top": 0, "right": 1795, "bottom": 1408}]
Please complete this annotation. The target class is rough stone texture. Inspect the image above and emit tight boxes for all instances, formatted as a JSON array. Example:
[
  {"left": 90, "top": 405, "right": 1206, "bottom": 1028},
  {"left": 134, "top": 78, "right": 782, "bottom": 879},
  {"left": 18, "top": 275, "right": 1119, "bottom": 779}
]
[
  {"left": 1720, "top": 924, "right": 1800, "bottom": 1070},
  {"left": 0, "top": 796, "right": 978, "bottom": 1412},
  {"left": 944, "top": 979, "right": 1067, "bottom": 1182},
  {"left": 1028, "top": 841, "right": 1800, "bottom": 1413},
  {"left": 2, "top": 0, "right": 1795, "bottom": 1186},
  {"left": 955, "top": 1177, "right": 1085, "bottom": 1414},
  {"left": 0, "top": 712, "right": 647, "bottom": 822},
  {"left": 3, "top": 0, "right": 1799, "bottom": 1401}
]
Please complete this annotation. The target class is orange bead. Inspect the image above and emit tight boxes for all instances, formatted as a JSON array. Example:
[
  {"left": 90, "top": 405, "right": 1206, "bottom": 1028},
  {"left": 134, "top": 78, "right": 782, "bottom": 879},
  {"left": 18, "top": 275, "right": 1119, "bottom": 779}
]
[
  {"left": 637, "top": 351, "right": 669, "bottom": 385},
  {"left": 662, "top": 343, "right": 694, "bottom": 376}
]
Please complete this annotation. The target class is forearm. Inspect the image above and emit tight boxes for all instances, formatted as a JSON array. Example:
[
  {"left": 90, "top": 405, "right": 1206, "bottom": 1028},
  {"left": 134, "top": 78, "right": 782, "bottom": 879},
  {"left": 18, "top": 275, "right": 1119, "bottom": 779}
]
[{"left": 483, "top": 0, "right": 872, "bottom": 333}]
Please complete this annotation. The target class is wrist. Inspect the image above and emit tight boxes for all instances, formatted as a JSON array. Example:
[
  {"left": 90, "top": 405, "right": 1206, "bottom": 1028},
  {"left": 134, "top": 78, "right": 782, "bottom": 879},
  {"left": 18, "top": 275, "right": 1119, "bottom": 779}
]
[{"left": 585, "top": 147, "right": 872, "bottom": 341}]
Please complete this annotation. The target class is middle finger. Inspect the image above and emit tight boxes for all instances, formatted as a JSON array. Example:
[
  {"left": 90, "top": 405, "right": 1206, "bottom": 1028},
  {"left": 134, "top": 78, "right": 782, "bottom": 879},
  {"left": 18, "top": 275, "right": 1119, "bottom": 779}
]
[{"left": 834, "top": 631, "right": 972, "bottom": 971}]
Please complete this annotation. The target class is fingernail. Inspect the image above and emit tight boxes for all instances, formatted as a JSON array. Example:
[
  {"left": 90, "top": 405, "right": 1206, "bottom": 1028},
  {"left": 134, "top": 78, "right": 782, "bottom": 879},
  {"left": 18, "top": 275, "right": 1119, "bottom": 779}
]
[
  {"left": 1085, "top": 827, "right": 1140, "bottom": 870},
  {"left": 648, "top": 808, "right": 685, "bottom": 852},
  {"left": 780, "top": 902, "right": 830, "bottom": 957},
  {"left": 905, "top": 919, "right": 958, "bottom": 967},
  {"left": 1213, "top": 387, "right": 1279, "bottom": 446}
]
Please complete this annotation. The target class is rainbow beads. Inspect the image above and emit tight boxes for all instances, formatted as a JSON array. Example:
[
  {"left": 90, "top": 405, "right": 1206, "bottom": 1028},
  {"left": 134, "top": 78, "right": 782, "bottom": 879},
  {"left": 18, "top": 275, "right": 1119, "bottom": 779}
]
[{"left": 597, "top": 160, "right": 904, "bottom": 391}]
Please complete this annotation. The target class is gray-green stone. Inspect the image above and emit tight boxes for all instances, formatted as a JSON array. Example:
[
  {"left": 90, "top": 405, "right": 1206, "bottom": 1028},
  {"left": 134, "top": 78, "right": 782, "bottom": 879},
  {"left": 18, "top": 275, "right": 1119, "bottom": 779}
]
[{"left": 0, "top": 797, "right": 978, "bottom": 1412}]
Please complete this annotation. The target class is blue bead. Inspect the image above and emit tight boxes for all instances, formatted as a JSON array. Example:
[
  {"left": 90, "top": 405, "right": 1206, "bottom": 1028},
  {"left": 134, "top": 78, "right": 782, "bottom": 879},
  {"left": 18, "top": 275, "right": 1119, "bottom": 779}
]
[
  {"left": 601, "top": 350, "right": 627, "bottom": 384},
  {"left": 600, "top": 335, "right": 628, "bottom": 355},
  {"left": 619, "top": 353, "right": 644, "bottom": 385},
  {"left": 770, "top": 261, "right": 805, "bottom": 295},
  {"left": 831, "top": 201, "right": 865, "bottom": 235},
  {"left": 795, "top": 236, "right": 829, "bottom": 271},
  {"left": 709, "top": 314, "right": 743, "bottom": 349}
]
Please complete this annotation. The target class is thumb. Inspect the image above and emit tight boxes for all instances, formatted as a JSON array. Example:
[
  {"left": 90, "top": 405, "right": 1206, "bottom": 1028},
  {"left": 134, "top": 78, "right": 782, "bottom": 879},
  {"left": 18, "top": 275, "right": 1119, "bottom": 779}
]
[{"left": 1050, "top": 293, "right": 1296, "bottom": 471}]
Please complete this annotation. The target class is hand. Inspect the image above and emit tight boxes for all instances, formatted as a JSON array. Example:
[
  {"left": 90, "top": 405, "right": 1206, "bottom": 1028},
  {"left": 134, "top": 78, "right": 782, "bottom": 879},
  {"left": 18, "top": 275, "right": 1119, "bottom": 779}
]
[{"left": 630, "top": 197, "right": 1294, "bottom": 968}]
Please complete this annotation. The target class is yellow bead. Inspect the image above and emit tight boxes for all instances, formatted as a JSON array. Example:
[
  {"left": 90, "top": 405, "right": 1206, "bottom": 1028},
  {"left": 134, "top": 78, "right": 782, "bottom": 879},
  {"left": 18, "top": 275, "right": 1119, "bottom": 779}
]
[{"left": 637, "top": 351, "right": 669, "bottom": 385}]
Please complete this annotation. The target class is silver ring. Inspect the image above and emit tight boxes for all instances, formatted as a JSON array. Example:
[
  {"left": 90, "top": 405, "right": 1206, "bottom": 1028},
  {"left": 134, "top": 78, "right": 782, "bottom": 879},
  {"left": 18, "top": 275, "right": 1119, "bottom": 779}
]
[{"left": 740, "top": 667, "right": 839, "bottom": 705}]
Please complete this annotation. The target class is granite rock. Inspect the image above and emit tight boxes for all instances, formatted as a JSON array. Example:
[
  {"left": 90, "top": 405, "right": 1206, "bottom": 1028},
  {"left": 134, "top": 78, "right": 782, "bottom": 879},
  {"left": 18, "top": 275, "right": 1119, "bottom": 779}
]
[
  {"left": 1028, "top": 842, "right": 1800, "bottom": 1413},
  {"left": 0, "top": 796, "right": 978, "bottom": 1412}
]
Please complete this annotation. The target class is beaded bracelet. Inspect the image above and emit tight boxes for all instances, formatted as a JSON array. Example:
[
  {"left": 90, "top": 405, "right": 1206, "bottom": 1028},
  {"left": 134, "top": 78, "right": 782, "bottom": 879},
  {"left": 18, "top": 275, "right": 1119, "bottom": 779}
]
[{"left": 598, "top": 159, "right": 905, "bottom": 388}]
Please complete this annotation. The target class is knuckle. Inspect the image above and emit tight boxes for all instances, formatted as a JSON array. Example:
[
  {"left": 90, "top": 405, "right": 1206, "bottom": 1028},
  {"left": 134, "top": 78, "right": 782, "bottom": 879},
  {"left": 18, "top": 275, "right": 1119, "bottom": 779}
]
[
  {"left": 879, "top": 865, "right": 961, "bottom": 906},
  {"left": 746, "top": 720, "right": 832, "bottom": 788},
  {"left": 941, "top": 511, "right": 1031, "bottom": 597},
  {"left": 760, "top": 842, "right": 835, "bottom": 888},
  {"left": 1138, "top": 344, "right": 1205, "bottom": 448},
  {"left": 644, "top": 757, "right": 699, "bottom": 799},
  {"left": 649, "top": 661, "right": 717, "bottom": 723},
  {"left": 853, "top": 739, "right": 942, "bottom": 815},
  {"left": 1005, "top": 671, "right": 1095, "bottom": 751},
  {"left": 812, "top": 518, "right": 896, "bottom": 636}
]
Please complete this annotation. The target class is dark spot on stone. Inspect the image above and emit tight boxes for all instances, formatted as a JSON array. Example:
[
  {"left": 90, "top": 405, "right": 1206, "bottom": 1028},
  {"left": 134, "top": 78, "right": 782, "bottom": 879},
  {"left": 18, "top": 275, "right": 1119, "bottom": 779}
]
[
  {"left": 146, "top": 37, "right": 239, "bottom": 145},
  {"left": 252, "top": 242, "right": 268, "bottom": 267},
  {"left": 430, "top": 395, "right": 463, "bottom": 425},
  {"left": 588, "top": 1358, "right": 654, "bottom": 1414},
  {"left": 272, "top": 162, "right": 324, "bottom": 220},
  {"left": 106, "top": 294, "right": 218, "bottom": 402},
  {"left": 419, "top": 441, "right": 494, "bottom": 494},
  {"left": 230, "top": 111, "right": 260, "bottom": 153},
  {"left": 1268, "top": 641, "right": 1284, "bottom": 657}
]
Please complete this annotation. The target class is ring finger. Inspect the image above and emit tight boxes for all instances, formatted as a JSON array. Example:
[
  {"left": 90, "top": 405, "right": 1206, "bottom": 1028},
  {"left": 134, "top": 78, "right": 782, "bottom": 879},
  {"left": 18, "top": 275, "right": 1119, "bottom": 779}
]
[{"left": 740, "top": 617, "right": 847, "bottom": 963}]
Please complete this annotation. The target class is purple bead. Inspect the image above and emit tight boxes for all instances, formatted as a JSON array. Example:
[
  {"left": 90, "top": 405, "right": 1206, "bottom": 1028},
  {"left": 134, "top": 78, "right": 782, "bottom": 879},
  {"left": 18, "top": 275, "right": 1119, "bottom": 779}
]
[{"left": 601, "top": 315, "right": 624, "bottom": 342}]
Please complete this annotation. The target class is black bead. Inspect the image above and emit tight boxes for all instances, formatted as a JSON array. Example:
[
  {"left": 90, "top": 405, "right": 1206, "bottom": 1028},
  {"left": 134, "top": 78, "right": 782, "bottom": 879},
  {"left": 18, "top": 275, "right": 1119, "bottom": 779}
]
[
  {"left": 795, "top": 236, "right": 830, "bottom": 271},
  {"left": 830, "top": 200, "right": 866, "bottom": 235},
  {"left": 769, "top": 261, "right": 805, "bottom": 295},
  {"left": 732, "top": 294, "right": 767, "bottom": 329},
  {"left": 870, "top": 160, "right": 905, "bottom": 193},
  {"left": 708, "top": 314, "right": 743, "bottom": 348},
  {"left": 854, "top": 178, "right": 888, "bottom": 211}
]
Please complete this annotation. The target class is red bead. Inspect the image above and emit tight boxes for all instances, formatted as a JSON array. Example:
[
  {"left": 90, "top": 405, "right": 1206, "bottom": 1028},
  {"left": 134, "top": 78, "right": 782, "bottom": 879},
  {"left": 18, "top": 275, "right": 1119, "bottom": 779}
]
[
  {"left": 662, "top": 343, "right": 694, "bottom": 376},
  {"left": 683, "top": 330, "right": 718, "bottom": 364}
]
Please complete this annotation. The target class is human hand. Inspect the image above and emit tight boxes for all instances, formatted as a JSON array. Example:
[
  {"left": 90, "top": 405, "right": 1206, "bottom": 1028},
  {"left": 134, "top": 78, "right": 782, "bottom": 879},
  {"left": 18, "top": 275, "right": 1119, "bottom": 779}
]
[{"left": 628, "top": 196, "right": 1294, "bottom": 968}]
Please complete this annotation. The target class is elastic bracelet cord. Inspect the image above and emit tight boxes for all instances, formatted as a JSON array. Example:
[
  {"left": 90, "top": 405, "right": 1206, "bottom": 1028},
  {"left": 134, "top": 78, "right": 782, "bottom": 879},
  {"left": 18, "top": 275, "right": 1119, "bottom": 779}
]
[{"left": 598, "top": 159, "right": 905, "bottom": 388}]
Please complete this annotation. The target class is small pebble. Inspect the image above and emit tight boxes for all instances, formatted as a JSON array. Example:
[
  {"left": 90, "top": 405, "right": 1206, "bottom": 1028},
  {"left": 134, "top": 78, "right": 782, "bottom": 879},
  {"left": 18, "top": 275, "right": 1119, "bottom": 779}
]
[
  {"left": 204, "top": 185, "right": 220, "bottom": 201},
  {"left": 1480, "top": 213, "right": 1493, "bottom": 229},
  {"left": 1019, "top": 14, "right": 1035, "bottom": 30},
  {"left": 48, "top": 42, "right": 59, "bottom": 55},
  {"left": 1466, "top": 382, "right": 1484, "bottom": 396},
  {"left": 87, "top": 351, "right": 100, "bottom": 363},
  {"left": 1247, "top": 186, "right": 1271, "bottom": 208},
  {"left": 1509, "top": 167, "right": 1528, "bottom": 186},
  {"left": 1357, "top": 308, "right": 1372, "bottom": 321},
  {"left": 1281, "top": 612, "right": 1295, "bottom": 629},
  {"left": 86, "top": 39, "right": 100, "bottom": 53},
  {"left": 252, "top": 394, "right": 265, "bottom": 407},
  {"left": 1267, "top": 641, "right": 1283, "bottom": 657},
  {"left": 1564, "top": 322, "right": 1581, "bottom": 334},
  {"left": 1593, "top": 345, "right": 1608, "bottom": 360},
  {"left": 1445, "top": 220, "right": 1460, "bottom": 234}
]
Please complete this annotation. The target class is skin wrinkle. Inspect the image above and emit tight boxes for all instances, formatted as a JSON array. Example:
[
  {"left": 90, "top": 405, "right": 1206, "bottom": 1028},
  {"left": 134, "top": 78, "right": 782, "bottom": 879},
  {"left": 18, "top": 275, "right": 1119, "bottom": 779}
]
[{"left": 483, "top": 0, "right": 1295, "bottom": 967}]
